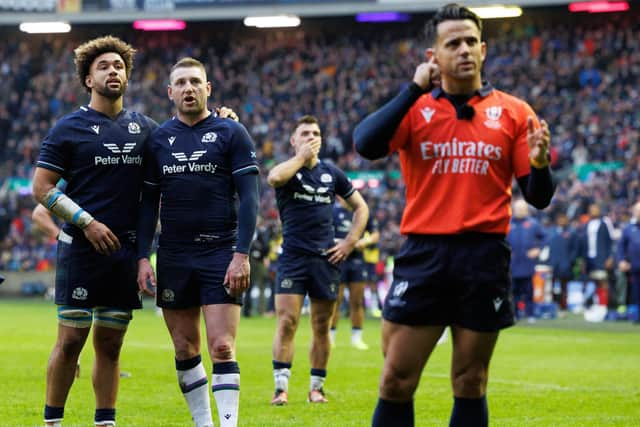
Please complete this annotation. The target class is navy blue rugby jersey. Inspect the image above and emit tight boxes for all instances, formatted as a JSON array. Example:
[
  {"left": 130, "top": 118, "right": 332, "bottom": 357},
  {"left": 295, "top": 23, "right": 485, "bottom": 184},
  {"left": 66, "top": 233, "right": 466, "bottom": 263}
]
[
  {"left": 36, "top": 106, "right": 156, "bottom": 235},
  {"left": 276, "top": 160, "right": 355, "bottom": 256},
  {"left": 333, "top": 203, "right": 378, "bottom": 260},
  {"left": 144, "top": 114, "right": 258, "bottom": 241}
]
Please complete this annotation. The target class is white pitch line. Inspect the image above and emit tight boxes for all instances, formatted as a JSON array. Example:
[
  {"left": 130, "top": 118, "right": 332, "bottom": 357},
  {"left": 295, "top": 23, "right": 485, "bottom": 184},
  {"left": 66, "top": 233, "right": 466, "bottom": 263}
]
[{"left": 424, "top": 372, "right": 636, "bottom": 393}]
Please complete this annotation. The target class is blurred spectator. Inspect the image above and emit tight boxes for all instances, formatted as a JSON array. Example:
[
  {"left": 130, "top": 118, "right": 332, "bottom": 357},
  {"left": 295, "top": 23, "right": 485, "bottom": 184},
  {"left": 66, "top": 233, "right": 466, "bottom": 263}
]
[
  {"left": 547, "top": 211, "right": 581, "bottom": 310},
  {"left": 243, "top": 217, "right": 273, "bottom": 317},
  {"left": 508, "top": 199, "right": 547, "bottom": 322},
  {"left": 584, "top": 203, "right": 615, "bottom": 308},
  {"left": 617, "top": 201, "right": 640, "bottom": 323}
]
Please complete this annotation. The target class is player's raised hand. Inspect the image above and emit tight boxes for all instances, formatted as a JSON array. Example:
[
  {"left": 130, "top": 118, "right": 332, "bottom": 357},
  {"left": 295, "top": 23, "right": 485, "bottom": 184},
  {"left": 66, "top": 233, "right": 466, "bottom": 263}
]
[
  {"left": 413, "top": 51, "right": 440, "bottom": 91},
  {"left": 223, "top": 252, "right": 250, "bottom": 296},
  {"left": 216, "top": 106, "right": 239, "bottom": 122},
  {"left": 136, "top": 258, "right": 156, "bottom": 297},
  {"left": 83, "top": 220, "right": 121, "bottom": 256},
  {"left": 296, "top": 137, "right": 321, "bottom": 162},
  {"left": 527, "top": 117, "right": 550, "bottom": 168}
]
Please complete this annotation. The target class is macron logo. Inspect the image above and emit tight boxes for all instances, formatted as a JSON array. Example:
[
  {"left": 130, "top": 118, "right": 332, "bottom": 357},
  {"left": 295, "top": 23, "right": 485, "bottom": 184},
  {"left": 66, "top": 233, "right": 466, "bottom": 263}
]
[
  {"left": 420, "top": 107, "right": 435, "bottom": 123},
  {"left": 493, "top": 297, "right": 503, "bottom": 312},
  {"left": 172, "top": 151, "right": 206, "bottom": 162},
  {"left": 91, "top": 125, "right": 100, "bottom": 135},
  {"left": 103, "top": 143, "right": 136, "bottom": 154},
  {"left": 168, "top": 136, "right": 176, "bottom": 146}
]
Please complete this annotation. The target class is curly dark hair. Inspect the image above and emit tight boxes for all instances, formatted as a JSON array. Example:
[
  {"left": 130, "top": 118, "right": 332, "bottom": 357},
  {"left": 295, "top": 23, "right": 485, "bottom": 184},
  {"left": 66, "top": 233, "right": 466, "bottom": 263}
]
[{"left": 74, "top": 35, "right": 135, "bottom": 93}]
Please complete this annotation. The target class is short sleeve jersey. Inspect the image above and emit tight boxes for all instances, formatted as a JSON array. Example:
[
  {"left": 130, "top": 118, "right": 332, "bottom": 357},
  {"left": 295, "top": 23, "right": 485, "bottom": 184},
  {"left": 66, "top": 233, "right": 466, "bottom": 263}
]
[
  {"left": 276, "top": 160, "right": 355, "bottom": 256},
  {"left": 144, "top": 114, "right": 258, "bottom": 241},
  {"left": 36, "top": 106, "right": 156, "bottom": 234},
  {"left": 389, "top": 86, "right": 535, "bottom": 235}
]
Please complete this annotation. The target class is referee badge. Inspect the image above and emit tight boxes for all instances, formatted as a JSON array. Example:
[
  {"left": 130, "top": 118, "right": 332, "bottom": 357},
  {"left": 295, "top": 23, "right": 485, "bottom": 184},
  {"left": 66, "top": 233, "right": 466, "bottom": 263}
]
[{"left": 484, "top": 106, "right": 502, "bottom": 129}]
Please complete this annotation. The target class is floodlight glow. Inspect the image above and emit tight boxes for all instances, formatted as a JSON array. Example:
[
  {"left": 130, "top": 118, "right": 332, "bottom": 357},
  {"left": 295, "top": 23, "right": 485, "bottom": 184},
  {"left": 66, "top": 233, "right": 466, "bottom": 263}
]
[
  {"left": 356, "top": 12, "right": 410, "bottom": 23},
  {"left": 133, "top": 19, "right": 186, "bottom": 31},
  {"left": 243, "top": 15, "right": 301, "bottom": 28},
  {"left": 569, "top": 1, "right": 629, "bottom": 13},
  {"left": 469, "top": 5, "right": 523, "bottom": 19},
  {"left": 19, "top": 22, "right": 71, "bottom": 33}
]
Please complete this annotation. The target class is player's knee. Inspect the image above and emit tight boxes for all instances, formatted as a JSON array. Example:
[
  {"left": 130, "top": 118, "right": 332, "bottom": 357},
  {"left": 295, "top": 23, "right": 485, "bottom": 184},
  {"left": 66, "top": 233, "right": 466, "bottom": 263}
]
[
  {"left": 277, "top": 312, "right": 299, "bottom": 336},
  {"left": 170, "top": 331, "right": 201, "bottom": 359},
  {"left": 210, "top": 340, "right": 234, "bottom": 360},
  {"left": 350, "top": 298, "right": 365, "bottom": 311},
  {"left": 380, "top": 366, "right": 418, "bottom": 400},
  {"left": 58, "top": 334, "right": 86, "bottom": 358},
  {"left": 452, "top": 367, "right": 487, "bottom": 397},
  {"left": 94, "top": 334, "right": 125, "bottom": 362},
  {"left": 310, "top": 309, "right": 333, "bottom": 331}
]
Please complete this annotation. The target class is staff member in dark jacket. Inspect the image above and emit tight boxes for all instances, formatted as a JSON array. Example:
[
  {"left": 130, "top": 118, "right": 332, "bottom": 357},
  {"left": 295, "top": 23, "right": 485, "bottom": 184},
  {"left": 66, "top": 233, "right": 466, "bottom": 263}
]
[
  {"left": 507, "top": 199, "right": 546, "bottom": 322},
  {"left": 548, "top": 211, "right": 580, "bottom": 310},
  {"left": 618, "top": 201, "right": 640, "bottom": 323},
  {"left": 584, "top": 203, "right": 614, "bottom": 308}
]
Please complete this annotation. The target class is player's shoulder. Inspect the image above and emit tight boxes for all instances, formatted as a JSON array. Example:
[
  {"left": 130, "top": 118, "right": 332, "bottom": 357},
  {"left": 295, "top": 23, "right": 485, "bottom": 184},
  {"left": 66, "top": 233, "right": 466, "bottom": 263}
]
[
  {"left": 126, "top": 110, "right": 159, "bottom": 129},
  {"left": 153, "top": 117, "right": 178, "bottom": 134},
  {"left": 147, "top": 117, "right": 177, "bottom": 147},
  {"left": 47, "top": 107, "right": 89, "bottom": 136},
  {"left": 318, "top": 159, "right": 350, "bottom": 183},
  {"left": 213, "top": 115, "right": 250, "bottom": 137},
  {"left": 412, "top": 91, "right": 438, "bottom": 109},
  {"left": 317, "top": 159, "right": 340, "bottom": 174},
  {"left": 486, "top": 88, "right": 533, "bottom": 112},
  {"left": 57, "top": 106, "right": 92, "bottom": 124}
]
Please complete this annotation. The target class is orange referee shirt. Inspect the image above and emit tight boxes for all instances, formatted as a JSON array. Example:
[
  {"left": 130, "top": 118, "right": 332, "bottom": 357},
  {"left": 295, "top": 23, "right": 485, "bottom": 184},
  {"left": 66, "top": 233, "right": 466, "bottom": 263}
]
[{"left": 389, "top": 85, "right": 535, "bottom": 235}]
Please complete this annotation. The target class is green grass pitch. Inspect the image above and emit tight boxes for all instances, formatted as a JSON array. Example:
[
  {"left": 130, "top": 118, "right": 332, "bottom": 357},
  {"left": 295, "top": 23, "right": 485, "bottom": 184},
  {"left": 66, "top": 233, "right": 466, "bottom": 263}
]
[{"left": 1, "top": 298, "right": 639, "bottom": 426}]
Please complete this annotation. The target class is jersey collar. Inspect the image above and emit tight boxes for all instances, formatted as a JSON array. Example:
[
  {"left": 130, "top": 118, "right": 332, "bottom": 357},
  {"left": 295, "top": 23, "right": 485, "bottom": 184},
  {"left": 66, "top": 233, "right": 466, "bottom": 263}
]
[
  {"left": 431, "top": 82, "right": 493, "bottom": 99},
  {"left": 82, "top": 104, "right": 127, "bottom": 120}
]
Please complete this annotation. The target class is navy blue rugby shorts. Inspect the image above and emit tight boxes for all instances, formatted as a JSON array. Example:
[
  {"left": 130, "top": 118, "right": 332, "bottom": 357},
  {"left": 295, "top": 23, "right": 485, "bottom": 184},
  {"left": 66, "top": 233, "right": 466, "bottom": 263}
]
[
  {"left": 275, "top": 250, "right": 340, "bottom": 300},
  {"left": 55, "top": 230, "right": 141, "bottom": 310},
  {"left": 156, "top": 242, "right": 240, "bottom": 309},
  {"left": 383, "top": 233, "right": 515, "bottom": 332},
  {"left": 340, "top": 257, "right": 369, "bottom": 284}
]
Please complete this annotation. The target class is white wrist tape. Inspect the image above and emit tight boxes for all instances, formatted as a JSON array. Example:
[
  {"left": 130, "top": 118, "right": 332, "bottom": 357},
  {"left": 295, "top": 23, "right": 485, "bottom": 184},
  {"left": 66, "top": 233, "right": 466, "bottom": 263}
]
[{"left": 43, "top": 187, "right": 94, "bottom": 229}]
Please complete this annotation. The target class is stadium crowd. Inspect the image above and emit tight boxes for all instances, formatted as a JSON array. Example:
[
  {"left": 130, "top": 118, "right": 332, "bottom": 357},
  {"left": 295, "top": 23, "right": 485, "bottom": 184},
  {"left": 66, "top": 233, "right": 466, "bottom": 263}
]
[{"left": 0, "top": 9, "right": 639, "bottom": 313}]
